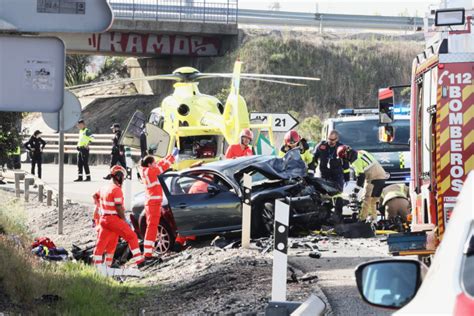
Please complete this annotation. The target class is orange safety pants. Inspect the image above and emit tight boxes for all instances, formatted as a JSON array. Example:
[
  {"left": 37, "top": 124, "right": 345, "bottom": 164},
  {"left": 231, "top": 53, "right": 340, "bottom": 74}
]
[
  {"left": 94, "top": 214, "right": 119, "bottom": 267},
  {"left": 93, "top": 215, "right": 144, "bottom": 267},
  {"left": 143, "top": 201, "right": 161, "bottom": 257}
]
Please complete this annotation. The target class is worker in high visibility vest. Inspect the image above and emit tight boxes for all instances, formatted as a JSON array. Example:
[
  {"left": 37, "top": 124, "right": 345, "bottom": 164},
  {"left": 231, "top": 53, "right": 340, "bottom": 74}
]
[
  {"left": 278, "top": 130, "right": 313, "bottom": 166},
  {"left": 74, "top": 119, "right": 94, "bottom": 182},
  {"left": 140, "top": 150, "right": 178, "bottom": 259},
  {"left": 379, "top": 183, "right": 410, "bottom": 223},
  {"left": 337, "top": 145, "right": 386, "bottom": 223},
  {"left": 7, "top": 145, "right": 21, "bottom": 170},
  {"left": 92, "top": 165, "right": 145, "bottom": 268}
]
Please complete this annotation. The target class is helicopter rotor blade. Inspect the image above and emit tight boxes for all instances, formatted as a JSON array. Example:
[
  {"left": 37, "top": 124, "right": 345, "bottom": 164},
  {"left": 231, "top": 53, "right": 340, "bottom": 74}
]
[
  {"left": 241, "top": 73, "right": 320, "bottom": 81},
  {"left": 67, "top": 74, "right": 182, "bottom": 91},
  {"left": 193, "top": 73, "right": 320, "bottom": 82},
  {"left": 241, "top": 77, "right": 307, "bottom": 86}
]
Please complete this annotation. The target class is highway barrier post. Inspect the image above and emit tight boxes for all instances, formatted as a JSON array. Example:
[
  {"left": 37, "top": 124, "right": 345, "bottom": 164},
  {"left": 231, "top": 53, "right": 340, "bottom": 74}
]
[{"left": 241, "top": 173, "right": 252, "bottom": 249}]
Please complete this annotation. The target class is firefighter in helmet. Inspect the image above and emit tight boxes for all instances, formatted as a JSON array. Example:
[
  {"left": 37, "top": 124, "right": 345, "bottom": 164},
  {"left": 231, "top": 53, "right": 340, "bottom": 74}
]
[
  {"left": 278, "top": 130, "right": 312, "bottom": 166},
  {"left": 225, "top": 128, "right": 254, "bottom": 159},
  {"left": 337, "top": 145, "right": 386, "bottom": 223}
]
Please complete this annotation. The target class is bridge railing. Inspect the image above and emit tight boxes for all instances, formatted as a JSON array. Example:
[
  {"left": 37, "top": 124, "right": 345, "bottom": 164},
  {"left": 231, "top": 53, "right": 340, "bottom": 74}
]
[
  {"left": 109, "top": 0, "right": 238, "bottom": 24},
  {"left": 22, "top": 134, "right": 141, "bottom": 166}
]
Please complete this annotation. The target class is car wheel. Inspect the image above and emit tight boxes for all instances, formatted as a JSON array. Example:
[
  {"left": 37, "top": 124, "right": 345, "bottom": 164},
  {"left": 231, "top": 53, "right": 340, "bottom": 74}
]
[
  {"left": 139, "top": 215, "right": 176, "bottom": 255},
  {"left": 155, "top": 220, "right": 175, "bottom": 254}
]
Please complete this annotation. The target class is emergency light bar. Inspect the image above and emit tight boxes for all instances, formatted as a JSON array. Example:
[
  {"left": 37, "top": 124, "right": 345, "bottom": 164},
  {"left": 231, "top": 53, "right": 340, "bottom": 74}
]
[
  {"left": 435, "top": 8, "right": 465, "bottom": 26},
  {"left": 393, "top": 105, "right": 410, "bottom": 115},
  {"left": 337, "top": 108, "right": 379, "bottom": 116}
]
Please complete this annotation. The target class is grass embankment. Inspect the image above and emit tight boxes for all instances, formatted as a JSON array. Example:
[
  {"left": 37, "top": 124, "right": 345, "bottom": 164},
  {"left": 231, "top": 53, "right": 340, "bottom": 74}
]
[{"left": 0, "top": 192, "right": 147, "bottom": 315}]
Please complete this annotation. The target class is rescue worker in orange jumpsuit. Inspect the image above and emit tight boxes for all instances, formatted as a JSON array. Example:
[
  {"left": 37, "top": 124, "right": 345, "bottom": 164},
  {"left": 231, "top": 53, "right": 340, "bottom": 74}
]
[
  {"left": 188, "top": 174, "right": 214, "bottom": 194},
  {"left": 92, "top": 195, "right": 119, "bottom": 267},
  {"left": 141, "top": 151, "right": 177, "bottom": 259},
  {"left": 225, "top": 128, "right": 254, "bottom": 159},
  {"left": 93, "top": 165, "right": 145, "bottom": 268}
]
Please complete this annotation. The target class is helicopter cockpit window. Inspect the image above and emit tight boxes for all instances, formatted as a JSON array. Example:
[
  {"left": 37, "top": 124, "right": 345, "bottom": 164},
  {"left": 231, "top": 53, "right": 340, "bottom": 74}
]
[
  {"left": 178, "top": 136, "right": 218, "bottom": 159},
  {"left": 148, "top": 112, "right": 164, "bottom": 129}
]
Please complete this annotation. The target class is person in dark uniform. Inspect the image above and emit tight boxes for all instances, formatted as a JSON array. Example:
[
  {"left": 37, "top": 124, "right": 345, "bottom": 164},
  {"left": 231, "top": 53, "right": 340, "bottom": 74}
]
[
  {"left": 140, "top": 124, "right": 148, "bottom": 159},
  {"left": 24, "top": 130, "right": 46, "bottom": 179},
  {"left": 110, "top": 123, "right": 126, "bottom": 168},
  {"left": 309, "top": 130, "right": 350, "bottom": 224}
]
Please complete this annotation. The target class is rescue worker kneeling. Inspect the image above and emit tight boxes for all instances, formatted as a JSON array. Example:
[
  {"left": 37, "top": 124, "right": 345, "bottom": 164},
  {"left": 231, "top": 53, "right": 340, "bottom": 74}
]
[
  {"left": 93, "top": 165, "right": 145, "bottom": 268},
  {"left": 337, "top": 145, "right": 386, "bottom": 223},
  {"left": 379, "top": 183, "right": 410, "bottom": 223},
  {"left": 141, "top": 150, "right": 177, "bottom": 259}
]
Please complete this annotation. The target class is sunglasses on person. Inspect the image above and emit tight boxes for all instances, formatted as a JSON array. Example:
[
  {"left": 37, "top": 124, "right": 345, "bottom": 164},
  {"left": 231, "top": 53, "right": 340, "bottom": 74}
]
[{"left": 328, "top": 137, "right": 338, "bottom": 142}]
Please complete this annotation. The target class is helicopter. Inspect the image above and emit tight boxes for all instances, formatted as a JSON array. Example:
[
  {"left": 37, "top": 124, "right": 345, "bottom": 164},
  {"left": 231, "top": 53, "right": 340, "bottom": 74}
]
[{"left": 68, "top": 60, "right": 320, "bottom": 169}]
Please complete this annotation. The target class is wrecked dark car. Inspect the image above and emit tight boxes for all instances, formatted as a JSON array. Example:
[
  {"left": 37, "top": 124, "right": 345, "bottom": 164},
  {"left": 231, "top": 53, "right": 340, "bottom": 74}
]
[{"left": 131, "top": 149, "right": 341, "bottom": 253}]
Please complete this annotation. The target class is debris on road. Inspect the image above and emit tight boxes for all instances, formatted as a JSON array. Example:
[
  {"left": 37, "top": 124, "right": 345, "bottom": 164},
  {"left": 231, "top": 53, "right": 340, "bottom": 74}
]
[{"left": 335, "top": 222, "right": 375, "bottom": 238}]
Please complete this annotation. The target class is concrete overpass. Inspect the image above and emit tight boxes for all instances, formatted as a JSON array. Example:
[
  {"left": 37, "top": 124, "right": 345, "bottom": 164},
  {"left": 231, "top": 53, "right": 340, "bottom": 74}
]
[{"left": 56, "top": 0, "right": 239, "bottom": 58}]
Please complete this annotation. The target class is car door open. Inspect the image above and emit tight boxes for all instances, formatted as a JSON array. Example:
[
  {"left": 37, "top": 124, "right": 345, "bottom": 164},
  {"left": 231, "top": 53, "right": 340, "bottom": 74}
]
[{"left": 159, "top": 172, "right": 242, "bottom": 236}]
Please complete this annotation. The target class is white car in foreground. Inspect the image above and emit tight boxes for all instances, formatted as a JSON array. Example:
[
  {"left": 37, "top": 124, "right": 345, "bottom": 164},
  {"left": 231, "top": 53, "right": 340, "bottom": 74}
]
[{"left": 354, "top": 172, "right": 474, "bottom": 314}]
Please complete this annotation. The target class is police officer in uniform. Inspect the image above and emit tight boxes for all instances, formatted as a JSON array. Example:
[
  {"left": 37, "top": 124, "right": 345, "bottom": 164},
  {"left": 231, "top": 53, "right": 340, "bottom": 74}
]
[
  {"left": 74, "top": 119, "right": 94, "bottom": 182},
  {"left": 309, "top": 130, "right": 350, "bottom": 224},
  {"left": 110, "top": 123, "right": 126, "bottom": 168},
  {"left": 24, "top": 130, "right": 46, "bottom": 178}
]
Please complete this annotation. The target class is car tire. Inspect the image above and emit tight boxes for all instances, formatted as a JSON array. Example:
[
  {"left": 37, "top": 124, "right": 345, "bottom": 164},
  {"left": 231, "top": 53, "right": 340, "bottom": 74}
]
[{"left": 139, "top": 215, "right": 176, "bottom": 255}]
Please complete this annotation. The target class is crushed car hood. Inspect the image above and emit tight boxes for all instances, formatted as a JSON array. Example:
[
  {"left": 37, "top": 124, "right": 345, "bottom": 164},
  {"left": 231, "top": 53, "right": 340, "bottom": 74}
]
[{"left": 234, "top": 149, "right": 307, "bottom": 182}]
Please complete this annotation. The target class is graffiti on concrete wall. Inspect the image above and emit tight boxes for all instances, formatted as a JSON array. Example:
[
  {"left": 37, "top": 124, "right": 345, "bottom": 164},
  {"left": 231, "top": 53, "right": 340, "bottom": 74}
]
[{"left": 64, "top": 32, "right": 221, "bottom": 56}]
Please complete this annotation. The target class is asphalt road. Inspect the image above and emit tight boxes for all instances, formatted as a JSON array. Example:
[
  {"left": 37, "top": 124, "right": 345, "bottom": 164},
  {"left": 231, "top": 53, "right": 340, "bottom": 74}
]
[
  {"left": 20, "top": 163, "right": 144, "bottom": 207},
  {"left": 288, "top": 237, "right": 392, "bottom": 316}
]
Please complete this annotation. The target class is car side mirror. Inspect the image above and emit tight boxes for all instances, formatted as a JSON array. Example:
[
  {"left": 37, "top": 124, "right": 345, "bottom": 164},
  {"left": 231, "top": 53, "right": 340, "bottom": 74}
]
[
  {"left": 378, "top": 88, "right": 395, "bottom": 124},
  {"left": 355, "top": 259, "right": 422, "bottom": 310},
  {"left": 378, "top": 126, "right": 395, "bottom": 143},
  {"left": 207, "top": 184, "right": 220, "bottom": 195}
]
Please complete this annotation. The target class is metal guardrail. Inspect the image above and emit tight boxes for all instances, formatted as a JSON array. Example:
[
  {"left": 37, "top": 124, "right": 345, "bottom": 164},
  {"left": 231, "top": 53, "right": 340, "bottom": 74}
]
[
  {"left": 108, "top": 0, "right": 431, "bottom": 31},
  {"left": 108, "top": 0, "right": 238, "bottom": 24},
  {"left": 24, "top": 134, "right": 141, "bottom": 156},
  {"left": 238, "top": 9, "right": 428, "bottom": 30}
]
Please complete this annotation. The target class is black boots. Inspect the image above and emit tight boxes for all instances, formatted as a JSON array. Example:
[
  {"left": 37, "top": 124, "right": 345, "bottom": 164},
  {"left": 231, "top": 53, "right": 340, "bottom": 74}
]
[{"left": 74, "top": 177, "right": 83, "bottom": 182}]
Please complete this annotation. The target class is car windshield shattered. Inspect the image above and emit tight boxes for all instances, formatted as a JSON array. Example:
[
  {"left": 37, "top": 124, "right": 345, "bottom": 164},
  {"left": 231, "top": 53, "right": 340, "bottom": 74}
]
[{"left": 235, "top": 148, "right": 307, "bottom": 182}]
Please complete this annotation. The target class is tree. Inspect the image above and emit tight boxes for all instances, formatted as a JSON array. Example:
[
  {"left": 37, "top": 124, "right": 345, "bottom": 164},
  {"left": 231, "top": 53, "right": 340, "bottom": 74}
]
[
  {"left": 297, "top": 115, "right": 323, "bottom": 143},
  {"left": 65, "top": 55, "right": 92, "bottom": 87},
  {"left": 0, "top": 113, "right": 22, "bottom": 167}
]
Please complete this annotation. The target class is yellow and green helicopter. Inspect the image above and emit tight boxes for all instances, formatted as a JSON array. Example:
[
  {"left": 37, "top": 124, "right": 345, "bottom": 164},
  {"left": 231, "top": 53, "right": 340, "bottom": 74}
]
[{"left": 69, "top": 61, "right": 319, "bottom": 169}]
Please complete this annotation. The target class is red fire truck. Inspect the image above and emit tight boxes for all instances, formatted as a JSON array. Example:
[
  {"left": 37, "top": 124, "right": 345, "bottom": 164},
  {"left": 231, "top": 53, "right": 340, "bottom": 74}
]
[{"left": 379, "top": 2, "right": 473, "bottom": 256}]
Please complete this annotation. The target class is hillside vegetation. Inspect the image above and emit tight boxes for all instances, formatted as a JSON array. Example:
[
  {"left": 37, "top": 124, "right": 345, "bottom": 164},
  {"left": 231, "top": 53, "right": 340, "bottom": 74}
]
[
  {"left": 200, "top": 31, "right": 423, "bottom": 119},
  {"left": 66, "top": 31, "right": 423, "bottom": 140}
]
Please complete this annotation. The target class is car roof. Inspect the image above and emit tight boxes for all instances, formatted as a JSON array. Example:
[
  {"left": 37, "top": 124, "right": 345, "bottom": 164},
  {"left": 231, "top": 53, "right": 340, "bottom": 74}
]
[{"left": 180, "top": 155, "right": 274, "bottom": 182}]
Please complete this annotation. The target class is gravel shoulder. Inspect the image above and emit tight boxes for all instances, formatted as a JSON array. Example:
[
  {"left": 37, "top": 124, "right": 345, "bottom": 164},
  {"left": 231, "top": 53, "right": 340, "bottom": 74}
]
[{"left": 0, "top": 188, "right": 330, "bottom": 314}]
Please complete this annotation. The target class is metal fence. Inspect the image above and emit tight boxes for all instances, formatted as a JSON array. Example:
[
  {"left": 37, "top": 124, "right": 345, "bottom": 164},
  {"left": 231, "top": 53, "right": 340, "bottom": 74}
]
[{"left": 108, "top": 0, "right": 238, "bottom": 24}]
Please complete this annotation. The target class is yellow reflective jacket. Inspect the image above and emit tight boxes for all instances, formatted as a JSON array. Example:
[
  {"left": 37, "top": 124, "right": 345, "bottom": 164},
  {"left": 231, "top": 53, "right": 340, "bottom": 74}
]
[{"left": 77, "top": 128, "right": 93, "bottom": 147}]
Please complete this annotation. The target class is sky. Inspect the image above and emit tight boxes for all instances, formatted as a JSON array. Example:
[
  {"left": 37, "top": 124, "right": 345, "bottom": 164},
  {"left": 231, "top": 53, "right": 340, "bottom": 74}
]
[{"left": 239, "top": 0, "right": 436, "bottom": 17}]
